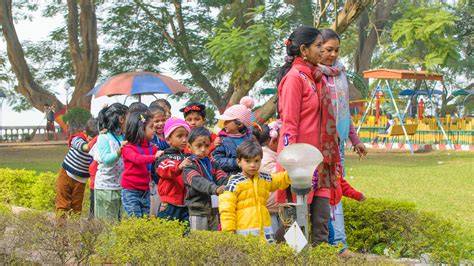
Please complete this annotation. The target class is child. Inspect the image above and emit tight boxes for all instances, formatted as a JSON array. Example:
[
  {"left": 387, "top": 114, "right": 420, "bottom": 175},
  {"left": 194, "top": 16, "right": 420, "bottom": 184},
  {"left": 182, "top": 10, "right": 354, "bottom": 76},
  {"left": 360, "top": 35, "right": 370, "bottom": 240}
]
[
  {"left": 121, "top": 111, "right": 163, "bottom": 217},
  {"left": 150, "top": 98, "right": 172, "bottom": 118},
  {"left": 91, "top": 103, "right": 128, "bottom": 221},
  {"left": 149, "top": 104, "right": 169, "bottom": 216},
  {"left": 155, "top": 117, "right": 191, "bottom": 222},
  {"left": 55, "top": 118, "right": 98, "bottom": 215},
  {"left": 252, "top": 121, "right": 282, "bottom": 234},
  {"left": 183, "top": 127, "right": 228, "bottom": 231},
  {"left": 212, "top": 100, "right": 254, "bottom": 175},
  {"left": 219, "top": 140, "right": 290, "bottom": 242},
  {"left": 179, "top": 102, "right": 218, "bottom": 154}
]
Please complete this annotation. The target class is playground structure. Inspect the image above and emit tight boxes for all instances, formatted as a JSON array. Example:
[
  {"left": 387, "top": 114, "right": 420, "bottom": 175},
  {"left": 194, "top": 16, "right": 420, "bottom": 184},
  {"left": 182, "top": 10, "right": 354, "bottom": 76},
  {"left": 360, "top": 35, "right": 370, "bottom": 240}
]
[{"left": 356, "top": 69, "right": 463, "bottom": 154}]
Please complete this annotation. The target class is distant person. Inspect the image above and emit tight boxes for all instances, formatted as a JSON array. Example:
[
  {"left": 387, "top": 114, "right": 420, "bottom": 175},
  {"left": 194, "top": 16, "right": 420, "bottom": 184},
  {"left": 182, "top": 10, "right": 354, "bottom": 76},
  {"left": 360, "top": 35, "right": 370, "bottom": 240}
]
[
  {"left": 372, "top": 114, "right": 395, "bottom": 144},
  {"left": 150, "top": 98, "right": 172, "bottom": 118},
  {"left": 44, "top": 103, "right": 58, "bottom": 141}
]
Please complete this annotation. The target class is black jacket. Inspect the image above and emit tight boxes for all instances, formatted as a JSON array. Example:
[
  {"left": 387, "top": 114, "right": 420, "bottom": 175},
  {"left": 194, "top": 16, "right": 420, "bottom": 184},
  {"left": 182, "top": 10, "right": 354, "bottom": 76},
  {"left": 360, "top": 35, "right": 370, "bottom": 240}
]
[{"left": 183, "top": 157, "right": 228, "bottom": 216}]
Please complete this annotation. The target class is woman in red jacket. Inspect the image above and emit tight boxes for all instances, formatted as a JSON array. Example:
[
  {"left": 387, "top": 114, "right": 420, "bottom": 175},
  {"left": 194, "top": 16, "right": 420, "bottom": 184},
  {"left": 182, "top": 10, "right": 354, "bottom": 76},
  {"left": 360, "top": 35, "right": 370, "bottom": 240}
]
[{"left": 276, "top": 26, "right": 341, "bottom": 245}]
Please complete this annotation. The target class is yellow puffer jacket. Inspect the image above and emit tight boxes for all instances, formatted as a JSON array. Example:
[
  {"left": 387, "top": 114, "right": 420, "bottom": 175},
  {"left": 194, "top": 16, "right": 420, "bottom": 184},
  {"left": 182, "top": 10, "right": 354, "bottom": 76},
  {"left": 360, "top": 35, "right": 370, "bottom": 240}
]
[{"left": 219, "top": 171, "right": 290, "bottom": 241}]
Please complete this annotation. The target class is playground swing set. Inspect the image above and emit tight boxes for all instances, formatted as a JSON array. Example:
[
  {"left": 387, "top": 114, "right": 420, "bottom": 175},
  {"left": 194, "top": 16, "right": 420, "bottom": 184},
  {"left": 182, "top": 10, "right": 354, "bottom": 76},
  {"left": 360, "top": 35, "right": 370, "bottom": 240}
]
[{"left": 357, "top": 69, "right": 453, "bottom": 154}]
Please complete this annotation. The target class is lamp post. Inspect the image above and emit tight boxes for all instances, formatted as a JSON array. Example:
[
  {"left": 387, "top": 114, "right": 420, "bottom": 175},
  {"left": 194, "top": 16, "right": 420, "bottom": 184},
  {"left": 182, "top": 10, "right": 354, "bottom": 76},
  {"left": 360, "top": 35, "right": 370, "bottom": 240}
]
[
  {"left": 277, "top": 143, "right": 323, "bottom": 242},
  {"left": 64, "top": 82, "right": 71, "bottom": 137}
]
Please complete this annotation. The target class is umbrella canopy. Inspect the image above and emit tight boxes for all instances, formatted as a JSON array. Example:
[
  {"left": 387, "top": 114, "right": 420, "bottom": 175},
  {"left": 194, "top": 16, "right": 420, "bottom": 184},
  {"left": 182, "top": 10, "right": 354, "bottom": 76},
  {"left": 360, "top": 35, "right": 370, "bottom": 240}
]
[
  {"left": 88, "top": 71, "right": 190, "bottom": 97},
  {"left": 452, "top": 89, "right": 469, "bottom": 96},
  {"left": 399, "top": 89, "right": 416, "bottom": 96}
]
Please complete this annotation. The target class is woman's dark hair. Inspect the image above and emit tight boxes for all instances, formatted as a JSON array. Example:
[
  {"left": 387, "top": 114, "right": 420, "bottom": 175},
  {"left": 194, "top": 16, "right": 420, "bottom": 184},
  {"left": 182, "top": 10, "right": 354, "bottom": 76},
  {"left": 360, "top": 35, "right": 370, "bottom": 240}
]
[
  {"left": 320, "top": 28, "right": 340, "bottom": 43},
  {"left": 276, "top": 26, "right": 321, "bottom": 87},
  {"left": 252, "top": 123, "right": 271, "bottom": 146},
  {"left": 149, "top": 104, "right": 166, "bottom": 115},
  {"left": 97, "top": 103, "right": 128, "bottom": 134},
  {"left": 236, "top": 140, "right": 263, "bottom": 160},
  {"left": 188, "top": 127, "right": 212, "bottom": 144},
  {"left": 128, "top": 102, "right": 148, "bottom": 114},
  {"left": 125, "top": 111, "right": 152, "bottom": 144},
  {"left": 179, "top": 102, "right": 206, "bottom": 119},
  {"left": 86, "top": 118, "right": 99, "bottom": 138}
]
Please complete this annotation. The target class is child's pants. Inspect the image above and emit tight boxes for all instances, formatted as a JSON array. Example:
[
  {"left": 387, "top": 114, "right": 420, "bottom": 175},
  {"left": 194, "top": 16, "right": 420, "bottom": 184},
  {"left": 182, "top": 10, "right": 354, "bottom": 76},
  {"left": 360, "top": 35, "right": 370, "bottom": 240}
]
[
  {"left": 270, "top": 213, "right": 281, "bottom": 235},
  {"left": 149, "top": 181, "right": 161, "bottom": 217},
  {"left": 157, "top": 202, "right": 189, "bottom": 223},
  {"left": 329, "top": 202, "right": 348, "bottom": 251},
  {"left": 189, "top": 208, "right": 219, "bottom": 231},
  {"left": 122, "top": 189, "right": 150, "bottom": 218},
  {"left": 55, "top": 168, "right": 86, "bottom": 214},
  {"left": 310, "top": 196, "right": 331, "bottom": 245},
  {"left": 94, "top": 189, "right": 122, "bottom": 221}
]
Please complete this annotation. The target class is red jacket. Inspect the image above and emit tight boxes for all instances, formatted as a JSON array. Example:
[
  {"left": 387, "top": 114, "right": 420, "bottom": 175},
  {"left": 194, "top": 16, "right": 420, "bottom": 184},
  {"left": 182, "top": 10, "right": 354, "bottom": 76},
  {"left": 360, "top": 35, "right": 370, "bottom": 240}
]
[
  {"left": 276, "top": 60, "right": 329, "bottom": 204},
  {"left": 330, "top": 177, "right": 363, "bottom": 206},
  {"left": 156, "top": 147, "right": 189, "bottom": 206},
  {"left": 121, "top": 142, "right": 158, "bottom": 191},
  {"left": 88, "top": 135, "right": 99, "bottom": 189}
]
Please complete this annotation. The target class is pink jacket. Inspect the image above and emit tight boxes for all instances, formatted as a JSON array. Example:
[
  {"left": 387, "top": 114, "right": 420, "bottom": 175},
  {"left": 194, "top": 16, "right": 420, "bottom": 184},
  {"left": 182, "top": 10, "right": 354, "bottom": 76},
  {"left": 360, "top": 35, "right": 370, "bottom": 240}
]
[
  {"left": 276, "top": 62, "right": 330, "bottom": 204},
  {"left": 121, "top": 142, "right": 157, "bottom": 191},
  {"left": 260, "top": 146, "right": 279, "bottom": 213}
]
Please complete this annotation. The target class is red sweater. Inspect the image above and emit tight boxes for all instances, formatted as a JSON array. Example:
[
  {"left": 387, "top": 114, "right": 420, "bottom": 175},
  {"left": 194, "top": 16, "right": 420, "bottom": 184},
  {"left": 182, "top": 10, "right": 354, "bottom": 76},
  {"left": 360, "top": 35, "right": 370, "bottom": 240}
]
[
  {"left": 330, "top": 178, "right": 363, "bottom": 206},
  {"left": 155, "top": 148, "right": 188, "bottom": 206},
  {"left": 121, "top": 142, "right": 158, "bottom": 191},
  {"left": 276, "top": 60, "right": 329, "bottom": 204},
  {"left": 88, "top": 136, "right": 99, "bottom": 189}
]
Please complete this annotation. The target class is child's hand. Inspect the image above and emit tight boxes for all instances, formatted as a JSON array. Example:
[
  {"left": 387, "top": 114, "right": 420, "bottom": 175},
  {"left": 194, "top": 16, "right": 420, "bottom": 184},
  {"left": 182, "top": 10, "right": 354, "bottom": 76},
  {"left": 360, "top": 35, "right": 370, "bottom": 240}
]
[
  {"left": 353, "top": 143, "right": 367, "bottom": 159},
  {"left": 179, "top": 158, "right": 192, "bottom": 169},
  {"left": 155, "top": 150, "right": 164, "bottom": 158},
  {"left": 120, "top": 141, "right": 128, "bottom": 148},
  {"left": 215, "top": 185, "right": 226, "bottom": 195},
  {"left": 214, "top": 136, "right": 222, "bottom": 147}
]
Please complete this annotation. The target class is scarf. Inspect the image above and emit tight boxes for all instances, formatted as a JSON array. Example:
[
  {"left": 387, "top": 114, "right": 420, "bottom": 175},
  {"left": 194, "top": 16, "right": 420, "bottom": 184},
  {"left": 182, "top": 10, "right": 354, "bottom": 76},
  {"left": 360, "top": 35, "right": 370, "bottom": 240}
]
[
  {"left": 292, "top": 57, "right": 341, "bottom": 188},
  {"left": 319, "top": 60, "right": 351, "bottom": 141}
]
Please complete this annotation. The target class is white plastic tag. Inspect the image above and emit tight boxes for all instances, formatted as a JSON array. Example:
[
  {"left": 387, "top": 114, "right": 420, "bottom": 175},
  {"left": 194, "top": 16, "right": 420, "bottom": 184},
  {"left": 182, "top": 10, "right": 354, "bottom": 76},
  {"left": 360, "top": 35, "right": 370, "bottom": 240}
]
[{"left": 211, "top": 195, "right": 219, "bottom": 208}]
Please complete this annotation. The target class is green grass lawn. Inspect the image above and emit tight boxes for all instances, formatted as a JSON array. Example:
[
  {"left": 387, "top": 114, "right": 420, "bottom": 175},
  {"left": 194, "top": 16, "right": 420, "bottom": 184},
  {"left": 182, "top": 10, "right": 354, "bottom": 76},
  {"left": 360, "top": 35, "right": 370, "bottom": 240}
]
[
  {"left": 344, "top": 150, "right": 474, "bottom": 231},
  {"left": 1, "top": 145, "right": 473, "bottom": 231}
]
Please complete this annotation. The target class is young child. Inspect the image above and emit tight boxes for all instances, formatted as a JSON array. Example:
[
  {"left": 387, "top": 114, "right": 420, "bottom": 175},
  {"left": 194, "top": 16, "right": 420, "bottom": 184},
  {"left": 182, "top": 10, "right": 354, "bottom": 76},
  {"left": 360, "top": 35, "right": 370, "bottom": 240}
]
[
  {"left": 183, "top": 127, "right": 228, "bottom": 231},
  {"left": 150, "top": 98, "right": 172, "bottom": 118},
  {"left": 91, "top": 103, "right": 128, "bottom": 221},
  {"left": 55, "top": 118, "right": 98, "bottom": 216},
  {"left": 121, "top": 111, "right": 163, "bottom": 217},
  {"left": 219, "top": 140, "right": 290, "bottom": 242},
  {"left": 252, "top": 121, "right": 282, "bottom": 234},
  {"left": 149, "top": 104, "right": 169, "bottom": 216},
  {"left": 155, "top": 117, "right": 191, "bottom": 222},
  {"left": 179, "top": 102, "right": 218, "bottom": 154},
  {"left": 212, "top": 100, "right": 254, "bottom": 175}
]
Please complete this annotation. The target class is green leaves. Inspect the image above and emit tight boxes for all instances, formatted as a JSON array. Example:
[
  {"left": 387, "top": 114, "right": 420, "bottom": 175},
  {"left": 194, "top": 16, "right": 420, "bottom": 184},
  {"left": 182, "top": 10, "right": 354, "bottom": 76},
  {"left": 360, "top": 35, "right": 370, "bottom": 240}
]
[{"left": 390, "top": 5, "right": 460, "bottom": 70}]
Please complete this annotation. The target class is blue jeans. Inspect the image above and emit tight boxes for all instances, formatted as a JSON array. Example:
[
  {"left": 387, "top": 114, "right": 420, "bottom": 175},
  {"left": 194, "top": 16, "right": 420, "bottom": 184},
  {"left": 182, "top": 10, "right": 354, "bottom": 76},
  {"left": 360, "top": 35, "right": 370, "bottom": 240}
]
[
  {"left": 157, "top": 202, "right": 189, "bottom": 224},
  {"left": 122, "top": 189, "right": 150, "bottom": 218},
  {"left": 329, "top": 202, "right": 348, "bottom": 251}
]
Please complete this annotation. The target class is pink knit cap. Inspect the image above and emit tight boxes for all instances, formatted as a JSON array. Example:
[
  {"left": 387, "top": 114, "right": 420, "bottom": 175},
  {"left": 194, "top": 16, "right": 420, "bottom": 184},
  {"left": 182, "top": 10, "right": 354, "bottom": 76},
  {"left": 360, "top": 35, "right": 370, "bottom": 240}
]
[
  {"left": 217, "top": 105, "right": 252, "bottom": 128},
  {"left": 164, "top": 117, "right": 191, "bottom": 138}
]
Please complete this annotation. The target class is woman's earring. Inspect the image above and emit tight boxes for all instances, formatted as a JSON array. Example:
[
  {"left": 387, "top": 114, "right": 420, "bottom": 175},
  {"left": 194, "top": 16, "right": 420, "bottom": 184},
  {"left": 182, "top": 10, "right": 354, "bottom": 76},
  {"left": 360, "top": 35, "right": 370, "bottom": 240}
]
[{"left": 303, "top": 55, "right": 308, "bottom": 61}]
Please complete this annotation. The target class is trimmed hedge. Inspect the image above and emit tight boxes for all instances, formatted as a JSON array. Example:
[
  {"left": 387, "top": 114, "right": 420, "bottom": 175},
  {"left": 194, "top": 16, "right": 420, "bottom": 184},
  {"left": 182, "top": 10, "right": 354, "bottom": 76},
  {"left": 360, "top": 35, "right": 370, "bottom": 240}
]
[{"left": 0, "top": 168, "right": 472, "bottom": 263}]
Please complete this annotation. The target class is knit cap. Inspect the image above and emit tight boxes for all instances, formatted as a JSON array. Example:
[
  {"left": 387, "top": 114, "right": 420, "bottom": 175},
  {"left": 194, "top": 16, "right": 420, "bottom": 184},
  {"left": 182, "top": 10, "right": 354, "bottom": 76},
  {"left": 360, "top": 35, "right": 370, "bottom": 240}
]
[
  {"left": 164, "top": 117, "right": 191, "bottom": 138},
  {"left": 216, "top": 97, "right": 254, "bottom": 129}
]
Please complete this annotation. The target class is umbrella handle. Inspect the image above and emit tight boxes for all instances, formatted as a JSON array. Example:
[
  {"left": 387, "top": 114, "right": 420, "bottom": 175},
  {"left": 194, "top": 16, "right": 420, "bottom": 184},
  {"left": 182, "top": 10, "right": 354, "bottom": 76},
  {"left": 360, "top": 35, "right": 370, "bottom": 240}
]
[{"left": 123, "top": 95, "right": 129, "bottom": 105}]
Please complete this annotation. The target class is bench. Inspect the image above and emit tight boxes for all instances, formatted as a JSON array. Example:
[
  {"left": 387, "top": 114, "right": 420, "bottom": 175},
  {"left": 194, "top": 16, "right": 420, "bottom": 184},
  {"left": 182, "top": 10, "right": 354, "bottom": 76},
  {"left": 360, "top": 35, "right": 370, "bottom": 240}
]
[{"left": 378, "top": 124, "right": 418, "bottom": 138}]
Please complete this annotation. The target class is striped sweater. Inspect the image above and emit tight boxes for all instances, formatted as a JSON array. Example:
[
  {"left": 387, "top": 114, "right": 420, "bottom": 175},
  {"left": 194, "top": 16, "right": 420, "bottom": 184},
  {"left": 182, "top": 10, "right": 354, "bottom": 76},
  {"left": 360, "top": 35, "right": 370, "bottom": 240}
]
[{"left": 62, "top": 134, "right": 93, "bottom": 181}]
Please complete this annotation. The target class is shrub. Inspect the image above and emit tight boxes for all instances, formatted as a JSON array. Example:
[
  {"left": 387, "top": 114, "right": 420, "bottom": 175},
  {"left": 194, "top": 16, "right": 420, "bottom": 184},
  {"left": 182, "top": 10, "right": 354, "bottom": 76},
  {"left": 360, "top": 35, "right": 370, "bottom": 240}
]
[
  {"left": 343, "top": 198, "right": 474, "bottom": 263},
  {"left": 62, "top": 107, "right": 92, "bottom": 131},
  {"left": 0, "top": 168, "right": 56, "bottom": 211}
]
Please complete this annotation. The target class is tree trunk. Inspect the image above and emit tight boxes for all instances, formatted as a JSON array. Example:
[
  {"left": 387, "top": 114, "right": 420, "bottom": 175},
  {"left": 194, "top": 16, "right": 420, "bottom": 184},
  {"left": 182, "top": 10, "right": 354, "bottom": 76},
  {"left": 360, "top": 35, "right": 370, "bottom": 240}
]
[
  {"left": 0, "top": 0, "right": 63, "bottom": 111},
  {"left": 354, "top": 0, "right": 397, "bottom": 75},
  {"left": 330, "top": 0, "right": 375, "bottom": 34},
  {"left": 67, "top": 0, "right": 98, "bottom": 110}
]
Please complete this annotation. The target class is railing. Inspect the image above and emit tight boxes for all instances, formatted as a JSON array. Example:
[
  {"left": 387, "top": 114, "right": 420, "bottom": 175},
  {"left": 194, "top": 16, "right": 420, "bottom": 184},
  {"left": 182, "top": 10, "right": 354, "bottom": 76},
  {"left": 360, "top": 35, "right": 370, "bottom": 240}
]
[{"left": 0, "top": 126, "right": 63, "bottom": 142}]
